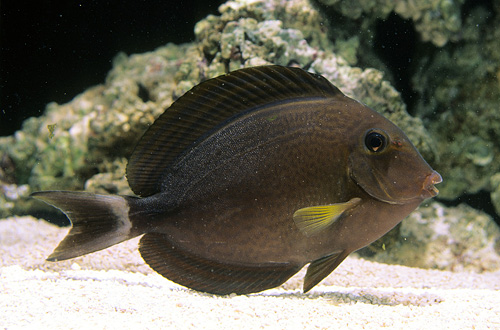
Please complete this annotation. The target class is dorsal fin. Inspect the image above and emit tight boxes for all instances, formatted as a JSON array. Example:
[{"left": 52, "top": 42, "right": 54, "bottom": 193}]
[{"left": 126, "top": 65, "right": 344, "bottom": 197}]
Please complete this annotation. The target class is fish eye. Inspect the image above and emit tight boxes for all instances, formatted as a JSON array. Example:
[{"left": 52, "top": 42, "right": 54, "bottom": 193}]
[{"left": 364, "top": 131, "right": 387, "bottom": 153}]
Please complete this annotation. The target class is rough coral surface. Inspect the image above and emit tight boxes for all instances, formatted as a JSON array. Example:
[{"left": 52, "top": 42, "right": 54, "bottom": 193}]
[
  {"left": 315, "top": 0, "right": 465, "bottom": 47},
  {"left": 360, "top": 202, "right": 500, "bottom": 272},
  {"left": 411, "top": 5, "right": 500, "bottom": 203},
  {"left": 314, "top": 0, "right": 500, "bottom": 207}
]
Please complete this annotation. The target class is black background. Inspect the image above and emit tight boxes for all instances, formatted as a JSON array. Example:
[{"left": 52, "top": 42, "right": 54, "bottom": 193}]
[{"left": 0, "top": 1, "right": 224, "bottom": 137}]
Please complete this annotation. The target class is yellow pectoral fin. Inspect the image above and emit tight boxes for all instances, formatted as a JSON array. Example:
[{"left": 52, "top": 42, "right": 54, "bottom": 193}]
[{"left": 293, "top": 198, "right": 361, "bottom": 237}]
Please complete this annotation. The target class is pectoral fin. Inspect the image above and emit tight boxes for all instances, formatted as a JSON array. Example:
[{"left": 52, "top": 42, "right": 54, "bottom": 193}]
[
  {"left": 303, "top": 250, "right": 349, "bottom": 293},
  {"left": 293, "top": 198, "right": 361, "bottom": 237}
]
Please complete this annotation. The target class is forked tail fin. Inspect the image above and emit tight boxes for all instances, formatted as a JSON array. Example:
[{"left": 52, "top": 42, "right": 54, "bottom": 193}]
[{"left": 31, "top": 191, "right": 140, "bottom": 261}]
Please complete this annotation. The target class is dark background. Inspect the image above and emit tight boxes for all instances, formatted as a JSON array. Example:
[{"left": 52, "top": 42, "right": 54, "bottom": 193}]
[{"left": 0, "top": 1, "right": 224, "bottom": 137}]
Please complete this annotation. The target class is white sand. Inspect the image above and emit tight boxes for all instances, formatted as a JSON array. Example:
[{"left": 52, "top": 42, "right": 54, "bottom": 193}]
[{"left": 1, "top": 216, "right": 499, "bottom": 329}]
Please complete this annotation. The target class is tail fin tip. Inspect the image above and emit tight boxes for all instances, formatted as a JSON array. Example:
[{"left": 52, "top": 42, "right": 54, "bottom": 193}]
[{"left": 32, "top": 191, "right": 136, "bottom": 261}]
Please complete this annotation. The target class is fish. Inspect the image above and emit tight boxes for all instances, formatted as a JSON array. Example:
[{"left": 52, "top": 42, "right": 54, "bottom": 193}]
[{"left": 31, "top": 65, "right": 442, "bottom": 295}]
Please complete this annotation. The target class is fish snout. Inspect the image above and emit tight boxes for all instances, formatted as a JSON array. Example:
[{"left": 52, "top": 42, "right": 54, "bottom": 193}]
[{"left": 421, "top": 170, "right": 442, "bottom": 199}]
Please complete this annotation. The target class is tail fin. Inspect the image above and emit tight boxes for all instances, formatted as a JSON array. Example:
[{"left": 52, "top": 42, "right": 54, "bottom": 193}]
[{"left": 31, "top": 191, "right": 140, "bottom": 261}]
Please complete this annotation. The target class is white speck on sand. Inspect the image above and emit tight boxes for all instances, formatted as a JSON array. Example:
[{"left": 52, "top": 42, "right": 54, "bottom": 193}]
[{"left": 1, "top": 216, "right": 499, "bottom": 329}]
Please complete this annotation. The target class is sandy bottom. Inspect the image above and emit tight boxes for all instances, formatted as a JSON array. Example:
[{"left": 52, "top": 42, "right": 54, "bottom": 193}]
[{"left": 2, "top": 216, "right": 500, "bottom": 329}]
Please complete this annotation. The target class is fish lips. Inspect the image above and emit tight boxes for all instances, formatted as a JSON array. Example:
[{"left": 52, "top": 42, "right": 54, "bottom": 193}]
[{"left": 420, "top": 171, "right": 442, "bottom": 199}]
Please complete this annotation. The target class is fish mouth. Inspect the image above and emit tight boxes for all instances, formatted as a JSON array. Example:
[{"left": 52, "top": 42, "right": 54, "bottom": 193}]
[{"left": 421, "top": 171, "right": 442, "bottom": 198}]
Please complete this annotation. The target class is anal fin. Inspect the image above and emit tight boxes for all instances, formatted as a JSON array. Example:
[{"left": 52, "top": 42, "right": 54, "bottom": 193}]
[
  {"left": 303, "top": 250, "right": 349, "bottom": 293},
  {"left": 139, "top": 233, "right": 302, "bottom": 295}
]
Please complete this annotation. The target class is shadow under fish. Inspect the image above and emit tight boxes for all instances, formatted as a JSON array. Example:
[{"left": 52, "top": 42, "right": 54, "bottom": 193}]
[{"left": 32, "top": 65, "right": 442, "bottom": 295}]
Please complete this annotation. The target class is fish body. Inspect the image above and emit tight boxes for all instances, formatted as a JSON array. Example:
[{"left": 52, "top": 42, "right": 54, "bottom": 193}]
[{"left": 32, "top": 66, "right": 441, "bottom": 295}]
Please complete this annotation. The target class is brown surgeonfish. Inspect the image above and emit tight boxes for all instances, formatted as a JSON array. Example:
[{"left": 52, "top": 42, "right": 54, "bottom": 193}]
[{"left": 32, "top": 65, "right": 442, "bottom": 295}]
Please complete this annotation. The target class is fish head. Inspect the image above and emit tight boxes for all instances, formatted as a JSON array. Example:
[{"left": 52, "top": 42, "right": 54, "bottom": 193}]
[{"left": 347, "top": 113, "right": 442, "bottom": 205}]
